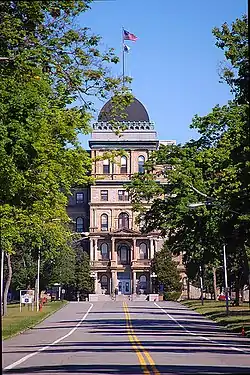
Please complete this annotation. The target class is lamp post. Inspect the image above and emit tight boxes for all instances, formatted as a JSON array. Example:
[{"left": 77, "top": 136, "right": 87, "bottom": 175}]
[
  {"left": 199, "top": 265, "right": 204, "bottom": 306},
  {"left": 150, "top": 272, "right": 157, "bottom": 293},
  {"left": 0, "top": 209, "right": 3, "bottom": 316},
  {"left": 36, "top": 246, "right": 41, "bottom": 312},
  {"left": 223, "top": 244, "right": 229, "bottom": 315}
]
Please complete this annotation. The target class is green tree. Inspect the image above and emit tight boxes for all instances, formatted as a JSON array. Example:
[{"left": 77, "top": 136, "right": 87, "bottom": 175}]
[
  {"left": 151, "top": 243, "right": 182, "bottom": 300},
  {"left": 0, "top": 1, "right": 132, "bottom": 314},
  {"left": 128, "top": 15, "right": 249, "bottom": 305},
  {"left": 75, "top": 248, "right": 94, "bottom": 297}
]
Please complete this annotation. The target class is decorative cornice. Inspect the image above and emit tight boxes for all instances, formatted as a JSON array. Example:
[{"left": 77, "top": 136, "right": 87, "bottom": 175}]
[
  {"left": 92, "top": 121, "right": 155, "bottom": 131},
  {"left": 89, "top": 140, "right": 159, "bottom": 150}
]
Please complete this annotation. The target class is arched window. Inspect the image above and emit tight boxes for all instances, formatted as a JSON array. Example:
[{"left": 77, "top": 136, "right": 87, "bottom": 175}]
[
  {"left": 139, "top": 243, "right": 147, "bottom": 259},
  {"left": 101, "top": 214, "right": 108, "bottom": 231},
  {"left": 100, "top": 275, "right": 108, "bottom": 293},
  {"left": 120, "top": 156, "right": 127, "bottom": 174},
  {"left": 101, "top": 243, "right": 109, "bottom": 260},
  {"left": 76, "top": 217, "right": 84, "bottom": 233},
  {"left": 118, "top": 244, "right": 129, "bottom": 264},
  {"left": 138, "top": 155, "right": 145, "bottom": 173},
  {"left": 103, "top": 159, "right": 110, "bottom": 174},
  {"left": 118, "top": 212, "right": 129, "bottom": 229}
]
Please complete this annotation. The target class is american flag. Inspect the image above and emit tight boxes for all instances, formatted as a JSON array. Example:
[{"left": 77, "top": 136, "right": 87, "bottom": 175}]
[{"left": 123, "top": 29, "right": 138, "bottom": 42}]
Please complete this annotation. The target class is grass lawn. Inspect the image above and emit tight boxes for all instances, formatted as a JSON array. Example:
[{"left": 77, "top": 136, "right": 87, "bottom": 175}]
[
  {"left": 181, "top": 299, "right": 250, "bottom": 337},
  {"left": 2, "top": 300, "right": 68, "bottom": 340}
]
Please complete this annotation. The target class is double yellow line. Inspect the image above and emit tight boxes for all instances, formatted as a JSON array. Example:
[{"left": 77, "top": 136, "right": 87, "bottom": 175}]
[{"left": 123, "top": 302, "right": 160, "bottom": 375}]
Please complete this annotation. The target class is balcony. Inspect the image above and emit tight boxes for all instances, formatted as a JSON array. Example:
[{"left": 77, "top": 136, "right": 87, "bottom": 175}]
[
  {"left": 90, "top": 260, "right": 110, "bottom": 269},
  {"left": 132, "top": 259, "right": 151, "bottom": 268}
]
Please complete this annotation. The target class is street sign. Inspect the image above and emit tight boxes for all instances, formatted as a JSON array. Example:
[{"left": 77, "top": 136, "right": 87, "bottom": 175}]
[
  {"left": 20, "top": 289, "right": 34, "bottom": 312},
  {"left": 21, "top": 293, "right": 33, "bottom": 304}
]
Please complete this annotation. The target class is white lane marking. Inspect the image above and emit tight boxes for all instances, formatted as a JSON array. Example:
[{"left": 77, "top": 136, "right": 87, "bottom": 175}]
[
  {"left": 4, "top": 303, "right": 93, "bottom": 371},
  {"left": 154, "top": 302, "right": 249, "bottom": 354}
]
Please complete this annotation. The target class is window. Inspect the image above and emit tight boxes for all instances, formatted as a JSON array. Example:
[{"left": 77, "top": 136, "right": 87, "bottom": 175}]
[
  {"left": 118, "top": 244, "right": 129, "bottom": 264},
  {"left": 101, "top": 214, "right": 108, "bottom": 231},
  {"left": 118, "top": 212, "right": 129, "bottom": 229},
  {"left": 76, "top": 192, "right": 84, "bottom": 204},
  {"left": 76, "top": 217, "right": 84, "bottom": 232},
  {"left": 139, "top": 243, "right": 147, "bottom": 259},
  {"left": 103, "top": 159, "right": 110, "bottom": 174},
  {"left": 138, "top": 155, "right": 145, "bottom": 173},
  {"left": 100, "top": 275, "right": 108, "bottom": 293},
  {"left": 101, "top": 243, "right": 109, "bottom": 260},
  {"left": 120, "top": 156, "right": 127, "bottom": 174},
  {"left": 101, "top": 190, "right": 108, "bottom": 201},
  {"left": 118, "top": 190, "right": 129, "bottom": 201}
]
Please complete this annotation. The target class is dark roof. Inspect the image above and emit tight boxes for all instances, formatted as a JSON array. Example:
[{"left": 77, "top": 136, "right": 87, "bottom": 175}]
[{"left": 98, "top": 97, "right": 150, "bottom": 122}]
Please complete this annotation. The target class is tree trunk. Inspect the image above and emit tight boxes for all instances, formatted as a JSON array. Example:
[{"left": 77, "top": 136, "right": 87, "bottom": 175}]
[
  {"left": 187, "top": 278, "right": 190, "bottom": 300},
  {"left": 241, "top": 288, "right": 244, "bottom": 303},
  {"left": 213, "top": 267, "right": 217, "bottom": 300},
  {"left": 235, "top": 275, "right": 240, "bottom": 306},
  {"left": 3, "top": 253, "right": 12, "bottom": 316}
]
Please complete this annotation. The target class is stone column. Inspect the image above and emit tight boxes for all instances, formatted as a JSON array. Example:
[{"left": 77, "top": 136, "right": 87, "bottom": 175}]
[
  {"left": 133, "top": 238, "right": 137, "bottom": 260},
  {"left": 111, "top": 271, "right": 117, "bottom": 293},
  {"left": 92, "top": 209, "right": 95, "bottom": 228},
  {"left": 90, "top": 238, "right": 94, "bottom": 262},
  {"left": 132, "top": 271, "right": 137, "bottom": 294},
  {"left": 94, "top": 239, "right": 98, "bottom": 261},
  {"left": 111, "top": 238, "right": 116, "bottom": 263},
  {"left": 150, "top": 238, "right": 154, "bottom": 259},
  {"left": 94, "top": 273, "right": 99, "bottom": 294},
  {"left": 150, "top": 274, "right": 153, "bottom": 294}
]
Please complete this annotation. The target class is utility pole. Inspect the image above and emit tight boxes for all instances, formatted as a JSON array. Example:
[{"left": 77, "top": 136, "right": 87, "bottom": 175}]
[
  {"left": 213, "top": 266, "right": 217, "bottom": 300},
  {"left": 199, "top": 266, "right": 204, "bottom": 306},
  {"left": 223, "top": 244, "right": 229, "bottom": 315},
  {"left": 36, "top": 247, "right": 41, "bottom": 312}
]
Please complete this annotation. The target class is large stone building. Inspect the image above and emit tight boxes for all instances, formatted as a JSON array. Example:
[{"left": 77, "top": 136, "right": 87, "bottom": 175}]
[{"left": 67, "top": 96, "right": 185, "bottom": 296}]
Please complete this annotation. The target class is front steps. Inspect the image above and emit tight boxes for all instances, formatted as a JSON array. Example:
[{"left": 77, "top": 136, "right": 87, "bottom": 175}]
[{"left": 88, "top": 293, "right": 149, "bottom": 302}]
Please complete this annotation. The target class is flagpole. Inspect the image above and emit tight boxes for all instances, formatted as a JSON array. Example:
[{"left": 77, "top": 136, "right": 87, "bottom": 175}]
[{"left": 122, "top": 26, "right": 125, "bottom": 86}]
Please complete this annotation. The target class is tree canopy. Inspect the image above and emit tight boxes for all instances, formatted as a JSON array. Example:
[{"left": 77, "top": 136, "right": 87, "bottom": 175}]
[
  {"left": 0, "top": 0, "right": 131, "bottom": 314},
  {"left": 128, "top": 15, "right": 249, "bottom": 302}
]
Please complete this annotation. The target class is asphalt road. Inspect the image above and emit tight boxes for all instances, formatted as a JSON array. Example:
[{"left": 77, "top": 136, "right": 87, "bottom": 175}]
[{"left": 2, "top": 300, "right": 250, "bottom": 374}]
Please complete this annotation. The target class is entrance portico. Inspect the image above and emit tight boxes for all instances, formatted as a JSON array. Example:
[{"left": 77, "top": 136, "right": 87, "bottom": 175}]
[{"left": 117, "top": 272, "right": 131, "bottom": 295}]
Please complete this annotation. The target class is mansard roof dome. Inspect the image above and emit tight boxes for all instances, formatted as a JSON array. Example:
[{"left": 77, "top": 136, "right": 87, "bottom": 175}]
[{"left": 98, "top": 97, "right": 150, "bottom": 122}]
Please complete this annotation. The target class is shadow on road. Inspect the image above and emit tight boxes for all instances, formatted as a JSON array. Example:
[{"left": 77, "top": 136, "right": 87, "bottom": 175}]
[{"left": 4, "top": 363, "right": 250, "bottom": 374}]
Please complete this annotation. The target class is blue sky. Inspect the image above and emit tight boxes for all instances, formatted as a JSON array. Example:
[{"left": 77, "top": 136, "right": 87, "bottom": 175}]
[{"left": 78, "top": 0, "right": 247, "bottom": 148}]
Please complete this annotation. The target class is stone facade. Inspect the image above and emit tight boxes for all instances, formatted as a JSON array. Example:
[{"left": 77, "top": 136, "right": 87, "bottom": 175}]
[{"left": 67, "top": 97, "right": 186, "bottom": 296}]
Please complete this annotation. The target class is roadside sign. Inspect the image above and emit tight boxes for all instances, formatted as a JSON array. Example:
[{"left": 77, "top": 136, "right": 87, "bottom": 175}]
[{"left": 20, "top": 289, "right": 35, "bottom": 312}]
